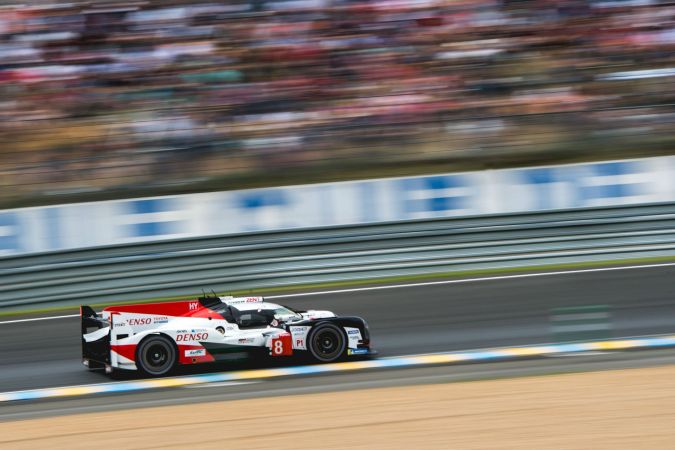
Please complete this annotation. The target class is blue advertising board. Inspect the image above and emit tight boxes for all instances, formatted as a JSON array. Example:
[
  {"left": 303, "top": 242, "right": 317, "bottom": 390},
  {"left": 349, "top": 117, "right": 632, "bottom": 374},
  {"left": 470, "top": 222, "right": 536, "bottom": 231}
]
[{"left": 1, "top": 157, "right": 674, "bottom": 256}]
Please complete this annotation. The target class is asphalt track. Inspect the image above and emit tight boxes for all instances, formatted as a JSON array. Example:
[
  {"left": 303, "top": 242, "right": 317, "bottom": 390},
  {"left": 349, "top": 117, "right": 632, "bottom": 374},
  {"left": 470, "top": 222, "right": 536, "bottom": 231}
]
[{"left": 1, "top": 264, "right": 675, "bottom": 402}]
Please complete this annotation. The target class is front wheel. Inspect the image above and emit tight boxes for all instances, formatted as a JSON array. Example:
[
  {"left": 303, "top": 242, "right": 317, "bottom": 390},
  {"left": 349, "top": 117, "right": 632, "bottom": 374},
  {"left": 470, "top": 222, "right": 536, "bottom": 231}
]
[
  {"left": 136, "top": 335, "right": 177, "bottom": 376},
  {"left": 308, "top": 323, "right": 347, "bottom": 363}
]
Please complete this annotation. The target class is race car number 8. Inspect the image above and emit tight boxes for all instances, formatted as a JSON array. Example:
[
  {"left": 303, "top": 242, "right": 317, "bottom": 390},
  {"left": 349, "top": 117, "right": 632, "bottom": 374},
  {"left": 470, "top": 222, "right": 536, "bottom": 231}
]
[{"left": 271, "top": 334, "right": 292, "bottom": 357}]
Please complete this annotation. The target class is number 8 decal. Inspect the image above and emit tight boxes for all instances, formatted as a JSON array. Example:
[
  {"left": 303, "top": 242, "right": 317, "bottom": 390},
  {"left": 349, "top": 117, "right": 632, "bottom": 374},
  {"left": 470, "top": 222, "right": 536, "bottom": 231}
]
[{"left": 270, "top": 333, "right": 292, "bottom": 357}]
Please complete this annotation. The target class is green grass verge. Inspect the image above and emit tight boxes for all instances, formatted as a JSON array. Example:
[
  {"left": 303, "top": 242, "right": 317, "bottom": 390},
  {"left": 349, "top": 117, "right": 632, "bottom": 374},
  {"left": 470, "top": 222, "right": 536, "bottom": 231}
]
[{"left": 2, "top": 254, "right": 675, "bottom": 318}]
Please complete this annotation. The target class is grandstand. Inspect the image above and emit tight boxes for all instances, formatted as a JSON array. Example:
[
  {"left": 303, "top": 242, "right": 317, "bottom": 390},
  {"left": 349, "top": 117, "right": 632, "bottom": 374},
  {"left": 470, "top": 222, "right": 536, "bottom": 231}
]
[{"left": 0, "top": 0, "right": 673, "bottom": 207}]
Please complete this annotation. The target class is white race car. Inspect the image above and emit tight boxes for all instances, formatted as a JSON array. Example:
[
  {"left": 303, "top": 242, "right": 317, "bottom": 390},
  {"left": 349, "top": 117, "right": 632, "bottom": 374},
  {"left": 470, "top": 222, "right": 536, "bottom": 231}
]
[{"left": 81, "top": 295, "right": 373, "bottom": 376}]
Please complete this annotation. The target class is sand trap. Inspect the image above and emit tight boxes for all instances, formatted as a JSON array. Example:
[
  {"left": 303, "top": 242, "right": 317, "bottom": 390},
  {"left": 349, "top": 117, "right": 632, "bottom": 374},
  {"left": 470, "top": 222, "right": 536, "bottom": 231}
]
[{"left": 3, "top": 365, "right": 675, "bottom": 449}]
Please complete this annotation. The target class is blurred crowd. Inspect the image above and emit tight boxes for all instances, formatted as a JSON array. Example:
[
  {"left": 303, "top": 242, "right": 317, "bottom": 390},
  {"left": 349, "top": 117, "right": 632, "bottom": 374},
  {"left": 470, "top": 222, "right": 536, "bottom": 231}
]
[{"left": 1, "top": 0, "right": 674, "bottom": 206}]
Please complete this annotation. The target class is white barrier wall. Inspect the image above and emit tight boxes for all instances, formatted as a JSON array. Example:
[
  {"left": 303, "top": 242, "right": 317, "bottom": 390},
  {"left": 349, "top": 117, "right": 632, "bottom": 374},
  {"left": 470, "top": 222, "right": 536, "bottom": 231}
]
[{"left": 2, "top": 156, "right": 675, "bottom": 256}]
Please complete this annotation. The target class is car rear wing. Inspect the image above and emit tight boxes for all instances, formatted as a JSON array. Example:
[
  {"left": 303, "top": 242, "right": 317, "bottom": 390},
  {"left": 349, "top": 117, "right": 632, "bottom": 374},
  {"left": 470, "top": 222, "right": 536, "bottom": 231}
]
[
  {"left": 80, "top": 305, "right": 108, "bottom": 334},
  {"left": 81, "top": 305, "right": 112, "bottom": 368}
]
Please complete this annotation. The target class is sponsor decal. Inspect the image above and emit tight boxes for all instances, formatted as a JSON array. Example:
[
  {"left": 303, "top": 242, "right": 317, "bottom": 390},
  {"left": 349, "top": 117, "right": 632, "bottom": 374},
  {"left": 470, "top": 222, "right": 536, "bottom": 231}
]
[
  {"left": 127, "top": 318, "right": 151, "bottom": 326},
  {"left": 184, "top": 349, "right": 206, "bottom": 357},
  {"left": 290, "top": 326, "right": 309, "bottom": 333},
  {"left": 153, "top": 316, "right": 169, "bottom": 324},
  {"left": 348, "top": 348, "right": 369, "bottom": 355},
  {"left": 189, "top": 302, "right": 199, "bottom": 310},
  {"left": 246, "top": 297, "right": 261, "bottom": 303},
  {"left": 176, "top": 332, "right": 208, "bottom": 341},
  {"left": 348, "top": 329, "right": 359, "bottom": 335},
  {"left": 238, "top": 338, "right": 254, "bottom": 344}
]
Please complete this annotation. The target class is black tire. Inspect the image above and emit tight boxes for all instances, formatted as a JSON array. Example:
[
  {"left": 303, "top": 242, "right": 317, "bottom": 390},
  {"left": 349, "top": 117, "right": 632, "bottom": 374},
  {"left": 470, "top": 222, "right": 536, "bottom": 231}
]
[
  {"left": 136, "top": 335, "right": 177, "bottom": 376},
  {"left": 308, "top": 323, "right": 347, "bottom": 363}
]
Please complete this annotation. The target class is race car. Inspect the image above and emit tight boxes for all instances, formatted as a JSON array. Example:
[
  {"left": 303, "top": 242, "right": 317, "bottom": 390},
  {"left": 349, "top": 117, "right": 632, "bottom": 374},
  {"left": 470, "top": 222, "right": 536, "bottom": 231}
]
[{"left": 81, "top": 295, "right": 373, "bottom": 376}]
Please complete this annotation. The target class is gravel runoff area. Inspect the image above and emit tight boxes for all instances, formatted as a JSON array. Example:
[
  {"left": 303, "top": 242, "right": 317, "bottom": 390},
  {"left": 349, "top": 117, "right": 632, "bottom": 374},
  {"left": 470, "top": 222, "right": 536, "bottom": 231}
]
[{"left": 3, "top": 364, "right": 675, "bottom": 449}]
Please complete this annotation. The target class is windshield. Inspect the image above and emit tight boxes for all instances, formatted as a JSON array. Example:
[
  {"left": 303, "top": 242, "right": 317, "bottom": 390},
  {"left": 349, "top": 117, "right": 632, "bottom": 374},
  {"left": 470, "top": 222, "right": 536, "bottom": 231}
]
[
  {"left": 221, "top": 304, "right": 302, "bottom": 327},
  {"left": 273, "top": 306, "right": 302, "bottom": 321}
]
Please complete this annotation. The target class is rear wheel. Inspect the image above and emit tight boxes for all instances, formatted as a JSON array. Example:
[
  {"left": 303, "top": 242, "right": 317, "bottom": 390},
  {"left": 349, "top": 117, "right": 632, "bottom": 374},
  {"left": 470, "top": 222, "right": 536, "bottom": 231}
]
[
  {"left": 308, "top": 323, "right": 346, "bottom": 363},
  {"left": 136, "top": 335, "right": 177, "bottom": 376}
]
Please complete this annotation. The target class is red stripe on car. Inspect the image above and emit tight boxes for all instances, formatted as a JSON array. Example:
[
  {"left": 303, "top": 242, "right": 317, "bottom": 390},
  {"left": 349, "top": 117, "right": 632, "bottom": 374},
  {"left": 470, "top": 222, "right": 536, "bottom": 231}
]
[{"left": 111, "top": 344, "right": 137, "bottom": 362}]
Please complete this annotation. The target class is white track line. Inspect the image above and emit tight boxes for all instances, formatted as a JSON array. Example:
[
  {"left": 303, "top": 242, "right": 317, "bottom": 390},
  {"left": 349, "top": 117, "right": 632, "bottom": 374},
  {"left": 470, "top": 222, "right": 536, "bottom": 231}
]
[
  {"left": 266, "top": 262, "right": 675, "bottom": 299},
  {"left": 2, "top": 261, "right": 674, "bottom": 325},
  {"left": 0, "top": 314, "right": 79, "bottom": 324}
]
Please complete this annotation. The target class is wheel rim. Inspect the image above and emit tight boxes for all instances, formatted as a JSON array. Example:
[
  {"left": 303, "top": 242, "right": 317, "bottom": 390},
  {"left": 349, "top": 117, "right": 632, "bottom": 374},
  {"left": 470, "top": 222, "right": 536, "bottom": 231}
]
[
  {"left": 147, "top": 344, "right": 168, "bottom": 367},
  {"left": 312, "top": 328, "right": 343, "bottom": 361},
  {"left": 141, "top": 340, "right": 173, "bottom": 374}
]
